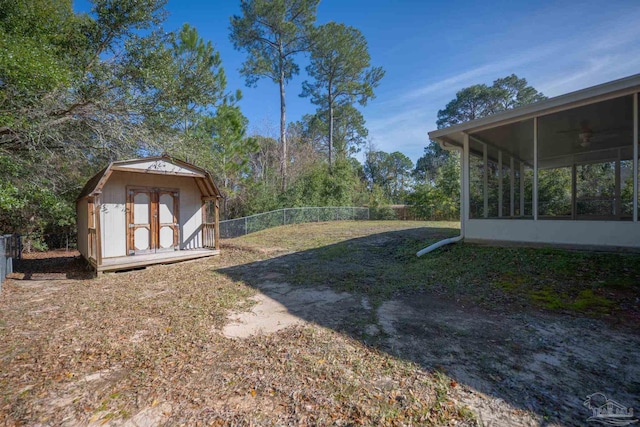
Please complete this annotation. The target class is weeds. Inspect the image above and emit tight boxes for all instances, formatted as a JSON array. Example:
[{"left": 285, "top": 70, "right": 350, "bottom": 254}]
[
  {"left": 231, "top": 222, "right": 639, "bottom": 320},
  {"left": 1, "top": 221, "right": 637, "bottom": 425}
]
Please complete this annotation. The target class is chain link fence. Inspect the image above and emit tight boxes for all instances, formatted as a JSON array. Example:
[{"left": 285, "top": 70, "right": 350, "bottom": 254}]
[
  {"left": 1, "top": 234, "right": 21, "bottom": 290},
  {"left": 220, "top": 207, "right": 371, "bottom": 238},
  {"left": 369, "top": 204, "right": 459, "bottom": 222},
  {"left": 219, "top": 205, "right": 458, "bottom": 239}
]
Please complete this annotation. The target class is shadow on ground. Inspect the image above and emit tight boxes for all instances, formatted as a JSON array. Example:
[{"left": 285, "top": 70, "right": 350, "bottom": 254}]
[
  {"left": 217, "top": 227, "right": 640, "bottom": 426},
  {"left": 13, "top": 250, "right": 93, "bottom": 280}
]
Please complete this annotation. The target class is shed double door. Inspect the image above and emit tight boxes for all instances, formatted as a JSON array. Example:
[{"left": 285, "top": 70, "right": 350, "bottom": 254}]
[{"left": 127, "top": 188, "right": 179, "bottom": 255}]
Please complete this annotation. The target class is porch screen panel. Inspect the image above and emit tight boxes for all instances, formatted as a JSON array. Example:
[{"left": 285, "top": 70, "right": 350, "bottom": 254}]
[
  {"left": 513, "top": 161, "right": 522, "bottom": 216},
  {"left": 621, "top": 160, "right": 633, "bottom": 217},
  {"left": 502, "top": 160, "right": 511, "bottom": 217},
  {"left": 486, "top": 145, "right": 500, "bottom": 218},
  {"left": 537, "top": 95, "right": 634, "bottom": 220},
  {"left": 470, "top": 118, "right": 534, "bottom": 219},
  {"left": 577, "top": 162, "right": 615, "bottom": 217},
  {"left": 468, "top": 138, "right": 485, "bottom": 218},
  {"left": 522, "top": 165, "right": 534, "bottom": 217},
  {"left": 538, "top": 167, "right": 571, "bottom": 217}
]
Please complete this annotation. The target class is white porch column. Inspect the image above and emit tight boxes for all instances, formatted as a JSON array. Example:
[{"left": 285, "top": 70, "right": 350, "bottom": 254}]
[
  {"left": 463, "top": 133, "right": 470, "bottom": 228},
  {"left": 520, "top": 162, "right": 525, "bottom": 216},
  {"left": 483, "top": 143, "right": 488, "bottom": 218},
  {"left": 510, "top": 157, "right": 515, "bottom": 217},
  {"left": 634, "top": 92, "right": 638, "bottom": 222},
  {"left": 615, "top": 152, "right": 621, "bottom": 218},
  {"left": 498, "top": 151, "right": 503, "bottom": 217},
  {"left": 533, "top": 117, "right": 539, "bottom": 220},
  {"left": 571, "top": 164, "right": 577, "bottom": 220}
]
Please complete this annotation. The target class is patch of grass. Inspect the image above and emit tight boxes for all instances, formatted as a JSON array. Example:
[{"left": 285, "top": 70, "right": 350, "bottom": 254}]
[
  {"left": 229, "top": 220, "right": 457, "bottom": 253},
  {"left": 2, "top": 221, "right": 637, "bottom": 425},
  {"left": 317, "top": 243, "right": 353, "bottom": 261},
  {"left": 604, "top": 276, "right": 636, "bottom": 290},
  {"left": 431, "top": 371, "right": 477, "bottom": 425},
  {"left": 228, "top": 221, "right": 639, "bottom": 321},
  {"left": 569, "top": 289, "right": 614, "bottom": 313},
  {"left": 0, "top": 247, "right": 260, "bottom": 425},
  {"left": 0, "top": 224, "right": 477, "bottom": 426},
  {"left": 529, "top": 287, "right": 567, "bottom": 310},
  {"left": 529, "top": 287, "right": 615, "bottom": 315},
  {"left": 495, "top": 272, "right": 531, "bottom": 292}
]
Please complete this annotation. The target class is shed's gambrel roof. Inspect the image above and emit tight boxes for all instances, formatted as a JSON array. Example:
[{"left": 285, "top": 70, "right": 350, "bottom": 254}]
[{"left": 77, "top": 155, "right": 221, "bottom": 200}]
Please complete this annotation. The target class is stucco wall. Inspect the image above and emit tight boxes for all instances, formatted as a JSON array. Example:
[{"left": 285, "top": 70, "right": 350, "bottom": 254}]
[
  {"left": 99, "top": 171, "right": 203, "bottom": 258},
  {"left": 464, "top": 218, "right": 640, "bottom": 249}
]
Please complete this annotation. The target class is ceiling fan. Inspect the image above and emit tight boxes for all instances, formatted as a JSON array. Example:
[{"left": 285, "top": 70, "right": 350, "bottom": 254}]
[{"left": 556, "top": 120, "right": 620, "bottom": 148}]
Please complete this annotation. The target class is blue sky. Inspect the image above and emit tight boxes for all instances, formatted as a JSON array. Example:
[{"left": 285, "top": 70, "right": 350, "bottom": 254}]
[{"left": 74, "top": 0, "right": 640, "bottom": 164}]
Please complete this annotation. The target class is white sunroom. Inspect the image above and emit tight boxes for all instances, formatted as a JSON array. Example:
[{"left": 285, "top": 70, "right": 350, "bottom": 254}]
[{"left": 429, "top": 74, "right": 640, "bottom": 250}]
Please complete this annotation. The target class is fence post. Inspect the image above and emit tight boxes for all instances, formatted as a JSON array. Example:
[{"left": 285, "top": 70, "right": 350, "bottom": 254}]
[
  {"left": 283, "top": 209, "right": 286, "bottom": 226},
  {"left": 6, "top": 236, "right": 12, "bottom": 276},
  {"left": 244, "top": 217, "right": 248, "bottom": 235},
  {"left": 1, "top": 236, "right": 5, "bottom": 290}
]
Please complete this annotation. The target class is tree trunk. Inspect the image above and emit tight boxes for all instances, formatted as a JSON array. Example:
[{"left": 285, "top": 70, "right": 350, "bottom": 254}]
[
  {"left": 279, "top": 70, "right": 287, "bottom": 192},
  {"left": 328, "top": 97, "right": 334, "bottom": 170}
]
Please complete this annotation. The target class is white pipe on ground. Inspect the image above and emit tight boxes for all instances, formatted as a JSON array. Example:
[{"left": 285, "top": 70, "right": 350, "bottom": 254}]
[
  {"left": 416, "top": 235, "right": 462, "bottom": 257},
  {"left": 416, "top": 142, "right": 464, "bottom": 257}
]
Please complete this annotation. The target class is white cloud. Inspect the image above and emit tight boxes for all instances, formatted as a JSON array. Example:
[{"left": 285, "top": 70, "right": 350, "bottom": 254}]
[
  {"left": 364, "top": 9, "right": 640, "bottom": 164},
  {"left": 400, "top": 44, "right": 563, "bottom": 102},
  {"left": 591, "top": 14, "right": 640, "bottom": 51}
]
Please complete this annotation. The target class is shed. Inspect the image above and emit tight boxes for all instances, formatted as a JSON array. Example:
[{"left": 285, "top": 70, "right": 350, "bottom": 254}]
[
  {"left": 77, "top": 155, "right": 221, "bottom": 272},
  {"left": 429, "top": 73, "right": 640, "bottom": 250}
]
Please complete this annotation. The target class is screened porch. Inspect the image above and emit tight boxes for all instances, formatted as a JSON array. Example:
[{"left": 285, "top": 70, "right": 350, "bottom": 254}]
[
  {"left": 467, "top": 93, "right": 638, "bottom": 222},
  {"left": 429, "top": 74, "right": 640, "bottom": 249}
]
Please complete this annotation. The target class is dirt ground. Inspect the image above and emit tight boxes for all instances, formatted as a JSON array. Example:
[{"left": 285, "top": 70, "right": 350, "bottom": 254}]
[
  {"left": 378, "top": 295, "right": 640, "bottom": 426},
  {"left": 219, "top": 223, "right": 640, "bottom": 426},
  {"left": 2, "top": 223, "right": 639, "bottom": 426},
  {"left": 221, "top": 265, "right": 640, "bottom": 426}
]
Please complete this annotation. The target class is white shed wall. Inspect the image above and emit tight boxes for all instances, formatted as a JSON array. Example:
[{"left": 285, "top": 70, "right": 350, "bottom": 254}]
[
  {"left": 465, "top": 219, "right": 640, "bottom": 249},
  {"left": 77, "top": 198, "right": 88, "bottom": 259},
  {"left": 100, "top": 171, "right": 204, "bottom": 258}
]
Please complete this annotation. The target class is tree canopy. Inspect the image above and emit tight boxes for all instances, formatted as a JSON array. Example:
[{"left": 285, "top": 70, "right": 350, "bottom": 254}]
[
  {"left": 417, "top": 74, "right": 546, "bottom": 184},
  {"left": 0, "top": 0, "right": 243, "bottom": 245},
  {"left": 364, "top": 146, "right": 413, "bottom": 202},
  {"left": 413, "top": 74, "right": 546, "bottom": 219},
  {"left": 0, "top": 0, "right": 430, "bottom": 248},
  {"left": 301, "top": 22, "right": 384, "bottom": 167},
  {"left": 229, "top": 0, "right": 320, "bottom": 190},
  {"left": 436, "top": 74, "right": 546, "bottom": 129}
]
